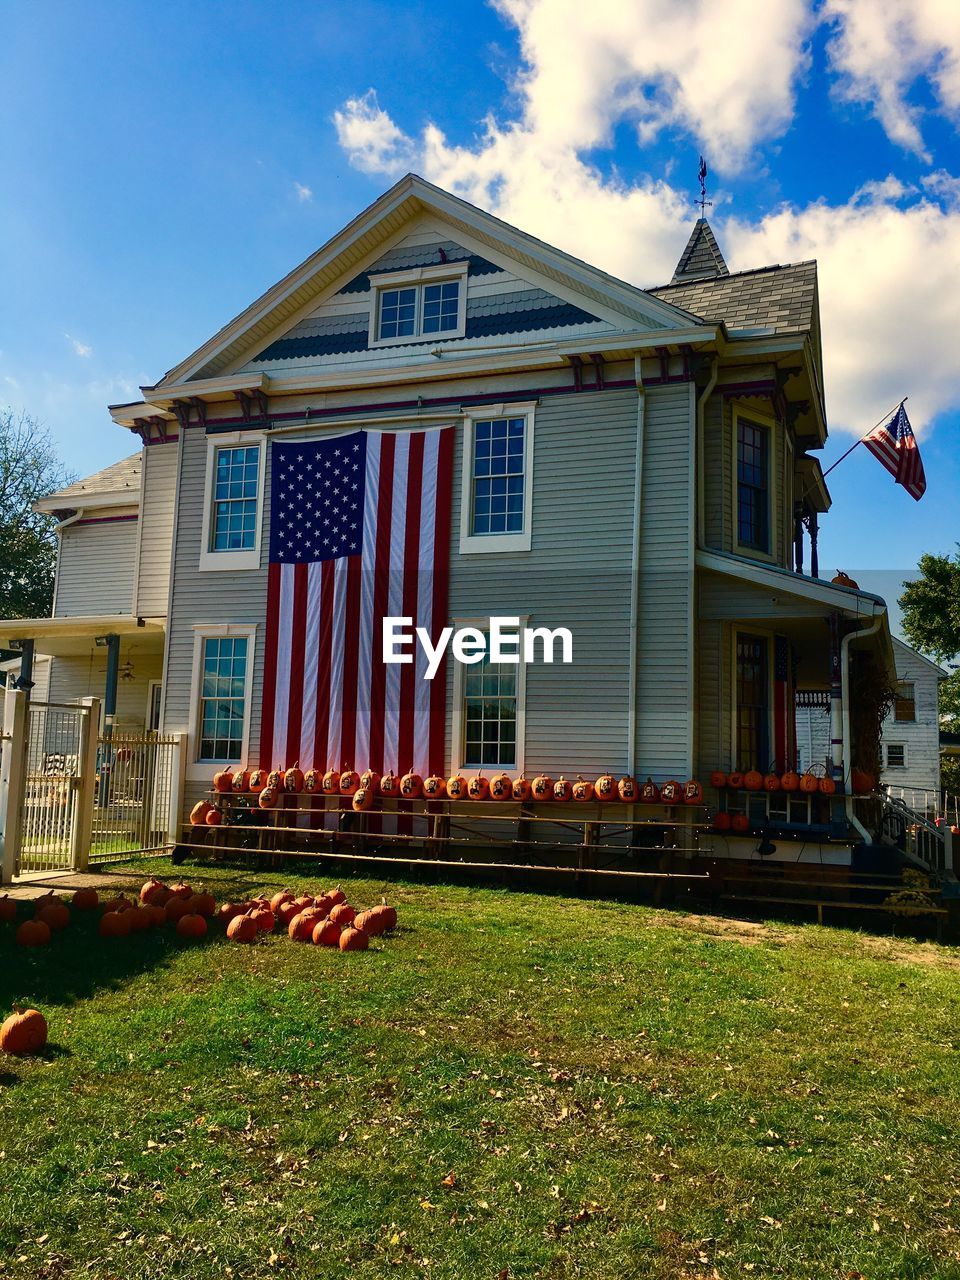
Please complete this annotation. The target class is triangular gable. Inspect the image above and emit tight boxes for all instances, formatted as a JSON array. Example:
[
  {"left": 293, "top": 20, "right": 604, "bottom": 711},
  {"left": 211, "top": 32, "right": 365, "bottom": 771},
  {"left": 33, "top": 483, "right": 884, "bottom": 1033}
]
[
  {"left": 147, "top": 174, "right": 704, "bottom": 391},
  {"left": 671, "top": 218, "right": 729, "bottom": 283}
]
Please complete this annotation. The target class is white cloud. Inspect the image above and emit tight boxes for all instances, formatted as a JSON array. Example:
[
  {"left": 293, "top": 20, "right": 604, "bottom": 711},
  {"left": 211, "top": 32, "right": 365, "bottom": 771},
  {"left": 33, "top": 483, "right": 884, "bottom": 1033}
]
[
  {"left": 824, "top": 0, "right": 960, "bottom": 159},
  {"left": 64, "top": 333, "right": 92, "bottom": 358},
  {"left": 293, "top": 181, "right": 313, "bottom": 203},
  {"left": 333, "top": 91, "right": 418, "bottom": 177}
]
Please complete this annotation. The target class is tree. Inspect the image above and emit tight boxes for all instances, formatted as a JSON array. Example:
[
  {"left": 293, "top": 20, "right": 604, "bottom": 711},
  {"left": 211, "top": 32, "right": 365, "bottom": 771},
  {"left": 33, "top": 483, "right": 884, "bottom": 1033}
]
[
  {"left": 900, "top": 551, "right": 960, "bottom": 796},
  {"left": 0, "top": 409, "right": 74, "bottom": 621}
]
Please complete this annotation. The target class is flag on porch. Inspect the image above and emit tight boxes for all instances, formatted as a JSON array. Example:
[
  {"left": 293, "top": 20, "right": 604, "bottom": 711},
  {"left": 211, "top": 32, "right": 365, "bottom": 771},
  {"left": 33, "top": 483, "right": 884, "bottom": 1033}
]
[
  {"left": 862, "top": 401, "right": 926, "bottom": 501},
  {"left": 259, "top": 427, "right": 455, "bottom": 776}
]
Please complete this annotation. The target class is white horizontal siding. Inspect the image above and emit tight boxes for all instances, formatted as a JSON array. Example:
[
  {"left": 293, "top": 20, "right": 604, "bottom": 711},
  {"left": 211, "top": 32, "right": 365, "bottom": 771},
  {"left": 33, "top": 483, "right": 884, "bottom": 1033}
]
[
  {"left": 54, "top": 519, "right": 138, "bottom": 617},
  {"left": 134, "top": 443, "right": 177, "bottom": 617}
]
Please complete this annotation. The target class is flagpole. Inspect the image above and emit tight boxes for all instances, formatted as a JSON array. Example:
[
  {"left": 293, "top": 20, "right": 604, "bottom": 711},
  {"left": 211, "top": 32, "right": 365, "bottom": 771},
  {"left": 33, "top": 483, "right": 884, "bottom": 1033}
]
[{"left": 821, "top": 397, "right": 907, "bottom": 479}]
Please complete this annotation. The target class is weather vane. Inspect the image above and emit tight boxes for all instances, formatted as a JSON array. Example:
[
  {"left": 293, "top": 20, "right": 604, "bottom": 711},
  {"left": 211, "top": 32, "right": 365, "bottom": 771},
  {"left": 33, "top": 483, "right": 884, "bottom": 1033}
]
[{"left": 697, "top": 155, "right": 711, "bottom": 218}]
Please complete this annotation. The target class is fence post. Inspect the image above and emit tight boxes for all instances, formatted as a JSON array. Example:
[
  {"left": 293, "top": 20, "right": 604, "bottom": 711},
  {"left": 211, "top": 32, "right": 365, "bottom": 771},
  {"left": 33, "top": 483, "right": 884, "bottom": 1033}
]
[
  {"left": 944, "top": 825, "right": 954, "bottom": 877},
  {"left": 71, "top": 697, "right": 100, "bottom": 872},
  {"left": 0, "top": 689, "right": 29, "bottom": 884},
  {"left": 166, "top": 732, "right": 187, "bottom": 845}
]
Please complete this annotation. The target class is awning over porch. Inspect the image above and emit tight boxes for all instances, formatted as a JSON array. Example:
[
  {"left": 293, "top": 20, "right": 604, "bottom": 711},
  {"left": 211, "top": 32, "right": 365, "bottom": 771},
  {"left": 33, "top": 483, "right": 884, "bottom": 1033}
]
[{"left": 0, "top": 615, "right": 165, "bottom": 658}]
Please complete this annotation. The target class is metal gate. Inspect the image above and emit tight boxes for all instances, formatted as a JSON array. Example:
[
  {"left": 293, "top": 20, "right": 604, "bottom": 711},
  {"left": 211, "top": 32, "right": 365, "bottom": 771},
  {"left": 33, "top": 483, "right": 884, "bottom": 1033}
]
[
  {"left": 16, "top": 700, "right": 98, "bottom": 873},
  {"left": 91, "top": 732, "right": 182, "bottom": 863}
]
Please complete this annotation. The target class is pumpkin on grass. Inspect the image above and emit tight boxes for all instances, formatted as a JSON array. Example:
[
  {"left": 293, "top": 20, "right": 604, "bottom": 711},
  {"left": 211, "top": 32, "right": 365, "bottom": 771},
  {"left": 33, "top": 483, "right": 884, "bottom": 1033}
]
[
  {"left": 248, "top": 906, "right": 275, "bottom": 933},
  {"left": 36, "top": 899, "right": 69, "bottom": 931},
  {"left": 269, "top": 889, "right": 295, "bottom": 914},
  {"left": 227, "top": 913, "right": 258, "bottom": 943},
  {"left": 127, "top": 906, "right": 152, "bottom": 933},
  {"left": 98, "top": 911, "right": 130, "bottom": 939},
  {"left": 0, "top": 895, "right": 16, "bottom": 924},
  {"left": 169, "top": 882, "right": 193, "bottom": 900},
  {"left": 328, "top": 902, "right": 356, "bottom": 926},
  {"left": 176, "top": 912, "right": 208, "bottom": 939},
  {"left": 101, "top": 894, "right": 133, "bottom": 916},
  {"left": 312, "top": 918, "right": 342, "bottom": 947},
  {"left": 139, "top": 878, "right": 169, "bottom": 906},
  {"left": 187, "top": 891, "right": 217, "bottom": 918},
  {"left": 17, "top": 919, "right": 50, "bottom": 947},
  {"left": 289, "top": 908, "right": 324, "bottom": 941},
  {"left": 325, "top": 886, "right": 346, "bottom": 907},
  {"left": 355, "top": 899, "right": 397, "bottom": 936},
  {"left": 0, "top": 1008, "right": 48, "bottom": 1056},
  {"left": 164, "top": 897, "right": 192, "bottom": 925},
  {"left": 72, "top": 888, "right": 98, "bottom": 911},
  {"left": 276, "top": 899, "right": 303, "bottom": 927},
  {"left": 339, "top": 926, "right": 370, "bottom": 952}
]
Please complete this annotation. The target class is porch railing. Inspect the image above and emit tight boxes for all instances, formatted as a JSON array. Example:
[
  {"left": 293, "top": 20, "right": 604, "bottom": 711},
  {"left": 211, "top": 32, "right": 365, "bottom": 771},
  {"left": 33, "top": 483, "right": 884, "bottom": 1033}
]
[
  {"left": 883, "top": 785, "right": 960, "bottom": 827},
  {"left": 877, "top": 793, "right": 954, "bottom": 880}
]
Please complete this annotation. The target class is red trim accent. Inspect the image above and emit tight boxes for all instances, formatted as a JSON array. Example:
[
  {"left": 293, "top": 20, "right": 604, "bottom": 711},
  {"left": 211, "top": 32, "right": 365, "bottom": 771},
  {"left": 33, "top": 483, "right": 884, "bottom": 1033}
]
[
  {"left": 312, "top": 561, "right": 334, "bottom": 770},
  {"left": 430, "top": 427, "right": 455, "bottom": 774},
  {"left": 367, "top": 433, "right": 396, "bottom": 772},
  {"left": 72, "top": 514, "right": 139, "bottom": 526},
  {"left": 339, "top": 554, "right": 363, "bottom": 767},
  {"left": 284, "top": 564, "right": 309, "bottom": 767}
]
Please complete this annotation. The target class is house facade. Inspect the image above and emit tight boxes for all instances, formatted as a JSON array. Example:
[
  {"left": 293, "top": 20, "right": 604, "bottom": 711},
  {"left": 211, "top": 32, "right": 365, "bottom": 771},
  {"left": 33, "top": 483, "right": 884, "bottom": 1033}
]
[{"left": 1, "top": 175, "right": 896, "bottom": 864}]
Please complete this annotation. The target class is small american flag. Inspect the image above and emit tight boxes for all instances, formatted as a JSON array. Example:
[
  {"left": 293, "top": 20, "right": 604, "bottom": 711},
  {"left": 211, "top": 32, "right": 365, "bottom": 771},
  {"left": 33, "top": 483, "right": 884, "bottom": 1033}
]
[
  {"left": 863, "top": 402, "right": 926, "bottom": 501},
  {"left": 260, "top": 427, "right": 455, "bottom": 775}
]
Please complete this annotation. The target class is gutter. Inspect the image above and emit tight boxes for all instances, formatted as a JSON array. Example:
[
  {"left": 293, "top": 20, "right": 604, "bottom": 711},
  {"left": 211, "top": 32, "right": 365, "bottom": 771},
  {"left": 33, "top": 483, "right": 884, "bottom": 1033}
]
[
  {"left": 695, "top": 357, "right": 718, "bottom": 546},
  {"left": 841, "top": 614, "right": 883, "bottom": 846}
]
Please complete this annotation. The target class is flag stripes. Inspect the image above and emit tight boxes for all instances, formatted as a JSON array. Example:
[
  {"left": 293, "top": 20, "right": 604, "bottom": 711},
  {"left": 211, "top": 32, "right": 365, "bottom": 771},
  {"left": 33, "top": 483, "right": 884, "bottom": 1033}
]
[{"left": 863, "top": 402, "right": 926, "bottom": 501}]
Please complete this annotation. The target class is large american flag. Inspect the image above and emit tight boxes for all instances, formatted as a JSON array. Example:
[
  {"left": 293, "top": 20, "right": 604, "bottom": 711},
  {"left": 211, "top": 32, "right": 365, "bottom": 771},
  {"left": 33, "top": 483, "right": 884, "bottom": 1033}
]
[
  {"left": 260, "top": 427, "right": 455, "bottom": 776},
  {"left": 863, "top": 402, "right": 926, "bottom": 501}
]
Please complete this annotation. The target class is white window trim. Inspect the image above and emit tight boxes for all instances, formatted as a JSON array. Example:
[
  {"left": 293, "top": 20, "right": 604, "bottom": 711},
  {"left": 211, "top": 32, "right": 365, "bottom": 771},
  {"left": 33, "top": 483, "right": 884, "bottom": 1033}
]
[
  {"left": 186, "top": 623, "right": 257, "bottom": 780},
  {"left": 199, "top": 431, "right": 266, "bottom": 572},
  {"left": 885, "top": 743, "right": 908, "bottom": 770},
  {"left": 450, "top": 616, "right": 527, "bottom": 775},
  {"left": 459, "top": 402, "right": 536, "bottom": 555},
  {"left": 732, "top": 406, "right": 777, "bottom": 564},
  {"left": 367, "top": 260, "right": 468, "bottom": 349}
]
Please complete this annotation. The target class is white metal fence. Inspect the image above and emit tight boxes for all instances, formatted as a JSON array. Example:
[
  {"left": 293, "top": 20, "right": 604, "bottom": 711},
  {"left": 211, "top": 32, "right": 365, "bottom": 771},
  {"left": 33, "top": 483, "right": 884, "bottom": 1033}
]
[
  {"left": 91, "top": 732, "right": 182, "bottom": 863},
  {"left": 884, "top": 786, "right": 960, "bottom": 826}
]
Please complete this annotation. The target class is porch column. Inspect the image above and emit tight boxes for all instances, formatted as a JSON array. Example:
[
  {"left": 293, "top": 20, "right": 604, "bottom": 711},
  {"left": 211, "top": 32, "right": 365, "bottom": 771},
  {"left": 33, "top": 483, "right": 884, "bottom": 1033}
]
[
  {"left": 13, "top": 638, "right": 35, "bottom": 696},
  {"left": 829, "top": 612, "right": 843, "bottom": 784},
  {"left": 99, "top": 633, "right": 120, "bottom": 738}
]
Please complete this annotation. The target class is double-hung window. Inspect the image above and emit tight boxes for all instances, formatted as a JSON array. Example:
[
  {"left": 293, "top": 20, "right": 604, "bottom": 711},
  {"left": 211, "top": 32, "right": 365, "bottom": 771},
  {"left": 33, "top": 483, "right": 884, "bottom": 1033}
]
[
  {"left": 736, "top": 415, "right": 771, "bottom": 555},
  {"left": 885, "top": 743, "right": 907, "bottom": 769},
  {"left": 894, "top": 682, "right": 916, "bottom": 722},
  {"left": 196, "top": 635, "right": 250, "bottom": 763},
  {"left": 369, "top": 262, "right": 467, "bottom": 346},
  {"left": 460, "top": 643, "right": 518, "bottom": 769},
  {"left": 200, "top": 433, "right": 265, "bottom": 571},
  {"left": 459, "top": 404, "right": 535, "bottom": 554}
]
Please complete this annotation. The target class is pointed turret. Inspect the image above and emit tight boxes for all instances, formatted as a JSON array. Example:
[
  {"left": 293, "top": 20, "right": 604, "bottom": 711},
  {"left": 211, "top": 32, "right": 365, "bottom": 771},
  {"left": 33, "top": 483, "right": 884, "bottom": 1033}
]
[{"left": 670, "top": 218, "right": 729, "bottom": 285}]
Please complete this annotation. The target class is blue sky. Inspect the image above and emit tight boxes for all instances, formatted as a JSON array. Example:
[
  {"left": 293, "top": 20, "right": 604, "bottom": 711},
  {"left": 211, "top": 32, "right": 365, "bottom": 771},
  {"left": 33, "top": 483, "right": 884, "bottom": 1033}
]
[{"left": 2, "top": 0, "right": 958, "bottom": 603}]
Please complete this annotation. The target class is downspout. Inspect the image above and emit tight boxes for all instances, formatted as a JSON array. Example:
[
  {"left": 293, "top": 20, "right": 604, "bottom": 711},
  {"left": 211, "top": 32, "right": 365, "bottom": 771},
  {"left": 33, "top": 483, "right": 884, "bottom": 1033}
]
[
  {"left": 841, "top": 613, "right": 883, "bottom": 845},
  {"left": 695, "top": 358, "right": 719, "bottom": 548},
  {"left": 51, "top": 507, "right": 84, "bottom": 617},
  {"left": 627, "top": 355, "right": 645, "bottom": 773}
]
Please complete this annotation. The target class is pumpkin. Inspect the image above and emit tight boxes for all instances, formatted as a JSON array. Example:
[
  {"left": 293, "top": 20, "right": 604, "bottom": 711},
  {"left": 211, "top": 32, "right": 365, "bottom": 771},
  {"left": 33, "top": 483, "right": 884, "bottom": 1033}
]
[
  {"left": 660, "top": 779, "right": 683, "bottom": 805},
  {"left": 730, "top": 813, "right": 750, "bottom": 834},
  {"left": 325, "top": 886, "right": 346, "bottom": 907},
  {"left": 227, "top": 913, "right": 258, "bottom": 943},
  {"left": 339, "top": 926, "right": 370, "bottom": 952},
  {"left": 258, "top": 787, "right": 279, "bottom": 809},
  {"left": 322, "top": 768, "right": 341, "bottom": 795},
  {"left": 187, "top": 891, "right": 217, "bottom": 918},
  {"left": 709, "top": 770, "right": 728, "bottom": 790},
  {"left": 169, "top": 881, "right": 193, "bottom": 900},
  {"left": 799, "top": 771, "right": 819, "bottom": 794},
  {"left": 640, "top": 778, "right": 661, "bottom": 804},
  {"left": 713, "top": 811, "right": 732, "bottom": 832},
  {"left": 190, "top": 801, "right": 213, "bottom": 826},
  {"left": 98, "top": 911, "right": 129, "bottom": 939},
  {"left": 290, "top": 894, "right": 315, "bottom": 913},
  {"left": 683, "top": 779, "right": 704, "bottom": 805},
  {"left": 0, "top": 895, "right": 16, "bottom": 924},
  {"left": 205, "top": 808, "right": 224, "bottom": 826},
  {"left": 512, "top": 775, "right": 533, "bottom": 802},
  {"left": 213, "top": 768, "right": 234, "bottom": 794},
  {"left": 595, "top": 774, "right": 617, "bottom": 801},
  {"left": 248, "top": 768, "right": 268, "bottom": 793},
  {"left": 572, "top": 776, "right": 594, "bottom": 802},
  {"left": 727, "top": 770, "right": 744, "bottom": 790},
  {"left": 0, "top": 1008, "right": 48, "bottom": 1056},
  {"left": 355, "top": 899, "right": 396, "bottom": 936},
  {"left": 101, "top": 894, "right": 133, "bottom": 915},
  {"left": 832, "top": 570, "right": 859, "bottom": 589},
  {"left": 36, "top": 900, "right": 69, "bottom": 932},
  {"left": 553, "top": 776, "right": 572, "bottom": 802},
  {"left": 283, "top": 765, "right": 304, "bottom": 793},
  {"left": 266, "top": 769, "right": 283, "bottom": 791},
  {"left": 277, "top": 899, "right": 303, "bottom": 926},
  {"left": 400, "top": 772, "right": 423, "bottom": 799},
  {"left": 781, "top": 770, "right": 800, "bottom": 793},
  {"left": 379, "top": 771, "right": 401, "bottom": 798},
  {"left": 818, "top": 776, "right": 837, "bottom": 796},
  {"left": 139, "top": 878, "right": 167, "bottom": 905},
  {"left": 851, "top": 768, "right": 875, "bottom": 795},
  {"left": 164, "top": 897, "right": 192, "bottom": 924},
  {"left": 127, "top": 906, "right": 152, "bottom": 933},
  {"left": 249, "top": 906, "right": 275, "bottom": 933},
  {"left": 16, "top": 919, "right": 50, "bottom": 947},
  {"left": 763, "top": 773, "right": 781, "bottom": 793},
  {"left": 618, "top": 776, "right": 638, "bottom": 803},
  {"left": 176, "top": 912, "right": 208, "bottom": 939},
  {"left": 422, "top": 774, "right": 447, "bottom": 799},
  {"left": 302, "top": 768, "right": 322, "bottom": 794},
  {"left": 352, "top": 786, "right": 374, "bottom": 812},
  {"left": 269, "top": 890, "right": 295, "bottom": 913},
  {"left": 743, "top": 770, "right": 763, "bottom": 792},
  {"left": 312, "top": 918, "right": 342, "bottom": 947},
  {"left": 489, "top": 773, "right": 513, "bottom": 801},
  {"left": 288, "top": 908, "right": 324, "bottom": 941},
  {"left": 359, "top": 769, "right": 381, "bottom": 793},
  {"left": 339, "top": 769, "right": 360, "bottom": 796},
  {"left": 446, "top": 774, "right": 467, "bottom": 800},
  {"left": 72, "top": 887, "right": 98, "bottom": 911},
  {"left": 231, "top": 769, "right": 249, "bottom": 793},
  {"left": 328, "top": 902, "right": 356, "bottom": 926},
  {"left": 218, "top": 901, "right": 246, "bottom": 924},
  {"left": 531, "top": 775, "right": 553, "bottom": 801}
]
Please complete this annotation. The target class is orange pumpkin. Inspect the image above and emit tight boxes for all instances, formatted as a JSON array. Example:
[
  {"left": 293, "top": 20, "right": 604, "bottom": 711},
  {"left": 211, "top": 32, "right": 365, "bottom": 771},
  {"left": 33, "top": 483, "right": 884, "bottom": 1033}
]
[
  {"left": 227, "top": 913, "right": 258, "bottom": 943},
  {"left": 400, "top": 772, "right": 423, "bottom": 799},
  {"left": 139, "top": 878, "right": 167, "bottom": 905},
  {"left": 321, "top": 769, "right": 341, "bottom": 795},
  {"left": 0, "top": 895, "right": 16, "bottom": 924},
  {"left": 329, "top": 902, "right": 356, "bottom": 926},
  {"left": 16, "top": 919, "right": 51, "bottom": 947},
  {"left": 683, "top": 779, "right": 704, "bottom": 805},
  {"left": 850, "top": 768, "right": 875, "bottom": 795},
  {"left": 0, "top": 1008, "right": 48, "bottom": 1056},
  {"left": 379, "top": 771, "right": 401, "bottom": 798},
  {"left": 727, "top": 771, "right": 744, "bottom": 790},
  {"left": 289, "top": 908, "right": 324, "bottom": 941},
  {"left": 512, "top": 775, "right": 532, "bottom": 802},
  {"left": 190, "top": 801, "right": 213, "bottom": 826},
  {"left": 188, "top": 891, "right": 217, "bottom": 918},
  {"left": 489, "top": 773, "right": 513, "bottom": 801},
  {"left": 553, "top": 776, "right": 572, "bottom": 802},
  {"left": 205, "top": 808, "right": 224, "bottom": 826},
  {"left": 595, "top": 774, "right": 617, "bottom": 801},
  {"left": 709, "top": 770, "right": 728, "bottom": 790},
  {"left": 352, "top": 786, "right": 374, "bottom": 812},
  {"left": 359, "top": 769, "right": 381, "bottom": 793},
  {"left": 258, "top": 787, "right": 279, "bottom": 809},
  {"left": 213, "top": 768, "right": 234, "bottom": 794},
  {"left": 617, "top": 776, "right": 638, "bottom": 802},
  {"left": 218, "top": 901, "right": 246, "bottom": 924},
  {"left": 72, "top": 888, "right": 98, "bottom": 912},
  {"left": 101, "top": 893, "right": 134, "bottom": 914},
  {"left": 799, "top": 771, "right": 819, "bottom": 794},
  {"left": 572, "top": 776, "right": 594, "bottom": 802},
  {"left": 763, "top": 773, "right": 781, "bottom": 793},
  {"left": 231, "top": 769, "right": 249, "bottom": 793},
  {"left": 266, "top": 769, "right": 283, "bottom": 791},
  {"left": 98, "top": 911, "right": 129, "bottom": 939},
  {"left": 249, "top": 905, "right": 275, "bottom": 933},
  {"left": 36, "top": 900, "right": 69, "bottom": 932},
  {"left": 176, "top": 912, "right": 208, "bottom": 939},
  {"left": 325, "top": 886, "right": 346, "bottom": 907},
  {"left": 780, "top": 770, "right": 800, "bottom": 793},
  {"left": 302, "top": 768, "right": 322, "bottom": 794},
  {"left": 832, "top": 571, "right": 859, "bottom": 589},
  {"left": 339, "top": 926, "right": 370, "bottom": 952},
  {"left": 165, "top": 897, "right": 191, "bottom": 924},
  {"left": 743, "top": 770, "right": 763, "bottom": 792},
  {"left": 731, "top": 813, "right": 750, "bottom": 833},
  {"left": 713, "top": 811, "right": 732, "bottom": 832},
  {"left": 446, "top": 774, "right": 467, "bottom": 800},
  {"left": 640, "top": 778, "right": 661, "bottom": 804},
  {"left": 248, "top": 768, "right": 268, "bottom": 793},
  {"left": 660, "top": 779, "right": 683, "bottom": 805},
  {"left": 276, "top": 899, "right": 303, "bottom": 927},
  {"left": 312, "top": 918, "right": 342, "bottom": 947},
  {"left": 818, "top": 776, "right": 837, "bottom": 795},
  {"left": 422, "top": 774, "right": 447, "bottom": 799},
  {"left": 283, "top": 765, "right": 304, "bottom": 794},
  {"left": 354, "top": 900, "right": 395, "bottom": 937},
  {"left": 339, "top": 769, "right": 360, "bottom": 796},
  {"left": 127, "top": 906, "right": 152, "bottom": 933},
  {"left": 531, "top": 775, "right": 553, "bottom": 802},
  {"left": 269, "top": 889, "right": 295, "bottom": 913}
]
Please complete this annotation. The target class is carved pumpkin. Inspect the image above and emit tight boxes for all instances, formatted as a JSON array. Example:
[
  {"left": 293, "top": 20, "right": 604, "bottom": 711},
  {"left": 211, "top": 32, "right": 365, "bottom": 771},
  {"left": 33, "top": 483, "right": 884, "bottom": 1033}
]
[
  {"left": 302, "top": 768, "right": 322, "bottom": 794},
  {"left": 328, "top": 902, "right": 356, "bottom": 926},
  {"left": 213, "top": 768, "right": 234, "bottom": 794},
  {"left": 400, "top": 772, "right": 423, "bottom": 799},
  {"left": 660, "top": 779, "right": 683, "bottom": 805},
  {"left": 283, "top": 765, "right": 304, "bottom": 794},
  {"left": 683, "top": 779, "right": 704, "bottom": 805},
  {"left": 0, "top": 895, "right": 16, "bottom": 924},
  {"left": 595, "top": 774, "right": 617, "bottom": 801},
  {"left": 780, "top": 770, "right": 800, "bottom": 793},
  {"left": 763, "top": 773, "right": 781, "bottom": 793},
  {"left": 380, "top": 771, "right": 402, "bottom": 798},
  {"left": 339, "top": 768, "right": 360, "bottom": 796},
  {"left": 312, "top": 918, "right": 342, "bottom": 947},
  {"left": 818, "top": 776, "right": 837, "bottom": 795},
  {"left": 743, "top": 770, "right": 763, "bottom": 792},
  {"left": 227, "top": 913, "right": 258, "bottom": 943},
  {"left": 553, "top": 776, "right": 572, "bottom": 802},
  {"left": 730, "top": 813, "right": 750, "bottom": 834},
  {"left": 0, "top": 1008, "right": 48, "bottom": 1056},
  {"left": 72, "top": 887, "right": 98, "bottom": 911},
  {"left": 17, "top": 918, "right": 51, "bottom": 947},
  {"left": 851, "top": 768, "right": 875, "bottom": 795},
  {"left": 190, "top": 801, "right": 213, "bottom": 826},
  {"left": 352, "top": 786, "right": 374, "bottom": 812},
  {"left": 176, "top": 912, "right": 208, "bottom": 939},
  {"left": 531, "top": 775, "right": 553, "bottom": 802},
  {"left": 713, "top": 811, "right": 732, "bottom": 832},
  {"left": 422, "top": 774, "right": 447, "bottom": 799},
  {"left": 446, "top": 774, "right": 467, "bottom": 800},
  {"left": 231, "top": 769, "right": 249, "bottom": 793},
  {"left": 258, "top": 787, "right": 279, "bottom": 809},
  {"left": 489, "top": 773, "right": 513, "bottom": 801},
  {"left": 322, "top": 769, "right": 341, "bottom": 795},
  {"left": 359, "top": 769, "right": 381, "bottom": 793},
  {"left": 339, "top": 926, "right": 370, "bottom": 952},
  {"left": 248, "top": 768, "right": 268, "bottom": 793},
  {"left": 618, "top": 776, "right": 638, "bottom": 802},
  {"left": 466, "top": 772, "right": 489, "bottom": 801},
  {"left": 266, "top": 770, "right": 283, "bottom": 791},
  {"left": 727, "top": 771, "right": 744, "bottom": 790},
  {"left": 640, "top": 778, "right": 661, "bottom": 804},
  {"left": 709, "top": 770, "right": 728, "bottom": 790},
  {"left": 572, "top": 776, "right": 594, "bottom": 802},
  {"left": 512, "top": 775, "right": 532, "bottom": 802},
  {"left": 205, "top": 808, "right": 224, "bottom": 826},
  {"left": 799, "top": 771, "right": 819, "bottom": 794}
]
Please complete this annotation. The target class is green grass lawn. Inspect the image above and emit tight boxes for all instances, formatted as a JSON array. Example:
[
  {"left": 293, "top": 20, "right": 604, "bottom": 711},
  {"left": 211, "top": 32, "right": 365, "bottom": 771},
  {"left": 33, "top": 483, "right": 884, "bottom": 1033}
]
[{"left": 2, "top": 858, "right": 960, "bottom": 1279}]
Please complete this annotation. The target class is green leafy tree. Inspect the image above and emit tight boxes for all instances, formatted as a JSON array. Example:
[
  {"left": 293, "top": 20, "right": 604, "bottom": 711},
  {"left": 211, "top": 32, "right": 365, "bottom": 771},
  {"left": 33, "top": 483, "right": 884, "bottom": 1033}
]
[
  {"left": 0, "top": 408, "right": 73, "bottom": 621},
  {"left": 900, "top": 551, "right": 960, "bottom": 795}
]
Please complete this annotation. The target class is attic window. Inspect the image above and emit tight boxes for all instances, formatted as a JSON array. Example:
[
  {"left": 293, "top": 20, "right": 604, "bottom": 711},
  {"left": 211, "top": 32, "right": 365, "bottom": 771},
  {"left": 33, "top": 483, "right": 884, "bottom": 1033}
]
[{"left": 368, "top": 260, "right": 468, "bottom": 347}]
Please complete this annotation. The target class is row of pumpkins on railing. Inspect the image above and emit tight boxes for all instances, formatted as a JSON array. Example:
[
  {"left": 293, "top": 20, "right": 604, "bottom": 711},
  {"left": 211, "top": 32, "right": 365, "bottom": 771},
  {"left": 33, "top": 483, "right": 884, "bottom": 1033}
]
[
  {"left": 194, "top": 766, "right": 711, "bottom": 823},
  {"left": 711, "top": 766, "right": 875, "bottom": 796}
]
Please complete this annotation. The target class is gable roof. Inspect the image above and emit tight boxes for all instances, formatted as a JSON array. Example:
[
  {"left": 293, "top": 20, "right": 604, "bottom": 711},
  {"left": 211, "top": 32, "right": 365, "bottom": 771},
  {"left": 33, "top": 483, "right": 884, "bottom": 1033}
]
[
  {"left": 892, "top": 635, "right": 949, "bottom": 679},
  {"left": 649, "top": 260, "right": 818, "bottom": 336},
  {"left": 35, "top": 453, "right": 141, "bottom": 514},
  {"left": 145, "top": 174, "right": 704, "bottom": 392},
  {"left": 671, "top": 218, "right": 729, "bottom": 283}
]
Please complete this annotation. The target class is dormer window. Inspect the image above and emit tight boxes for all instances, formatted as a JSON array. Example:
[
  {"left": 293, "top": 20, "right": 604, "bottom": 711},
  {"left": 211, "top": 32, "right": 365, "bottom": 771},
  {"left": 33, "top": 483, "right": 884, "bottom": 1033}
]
[{"left": 368, "top": 260, "right": 468, "bottom": 347}]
